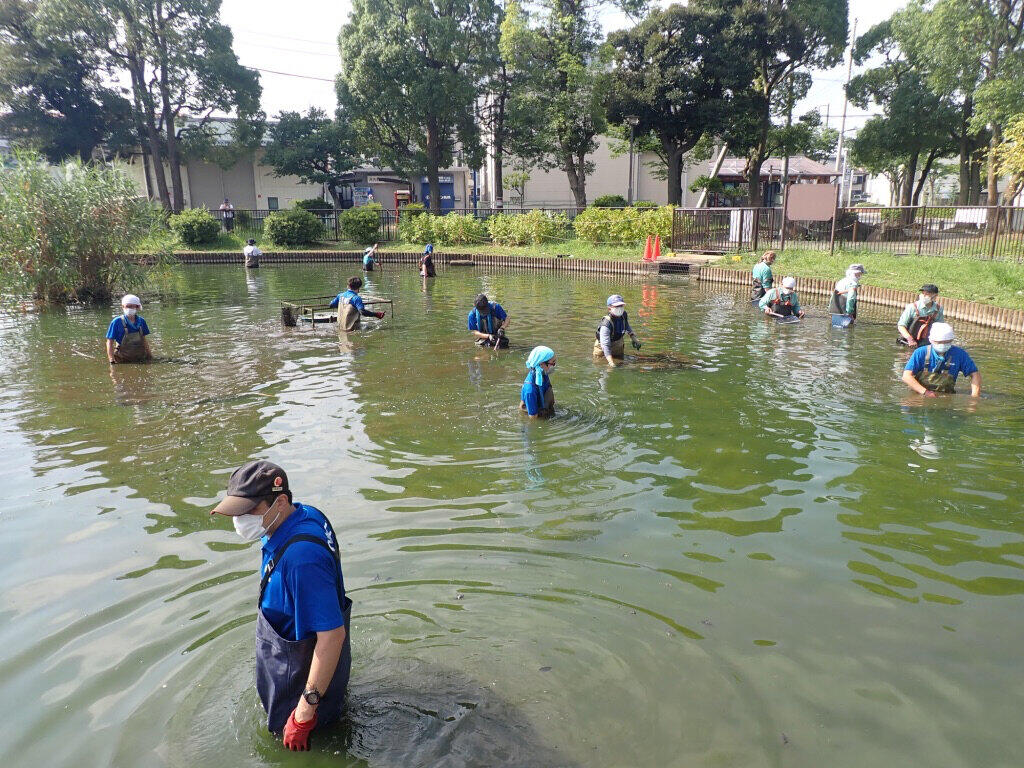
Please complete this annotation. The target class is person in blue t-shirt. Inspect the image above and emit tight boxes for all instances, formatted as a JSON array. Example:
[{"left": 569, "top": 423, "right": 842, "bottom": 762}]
[
  {"left": 330, "top": 276, "right": 385, "bottom": 331},
  {"left": 362, "top": 243, "right": 379, "bottom": 271},
  {"left": 104, "top": 293, "right": 153, "bottom": 363},
  {"left": 901, "top": 322, "right": 981, "bottom": 396},
  {"left": 211, "top": 460, "right": 352, "bottom": 751},
  {"left": 521, "top": 345, "right": 556, "bottom": 417},
  {"left": 468, "top": 293, "right": 509, "bottom": 348}
]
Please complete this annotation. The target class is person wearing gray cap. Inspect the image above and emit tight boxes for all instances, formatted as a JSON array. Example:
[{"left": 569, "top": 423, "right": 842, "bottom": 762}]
[
  {"left": 593, "top": 294, "right": 641, "bottom": 365},
  {"left": 829, "top": 263, "right": 866, "bottom": 322},
  {"left": 211, "top": 460, "right": 351, "bottom": 751}
]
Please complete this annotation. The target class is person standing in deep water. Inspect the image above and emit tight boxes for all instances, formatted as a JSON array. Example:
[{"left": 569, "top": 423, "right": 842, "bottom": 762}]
[
  {"left": 751, "top": 251, "right": 776, "bottom": 301},
  {"left": 330, "top": 277, "right": 385, "bottom": 331},
  {"left": 897, "top": 284, "right": 944, "bottom": 347},
  {"left": 244, "top": 238, "right": 262, "bottom": 268},
  {"left": 521, "top": 346, "right": 556, "bottom": 418},
  {"left": 105, "top": 293, "right": 153, "bottom": 364},
  {"left": 362, "top": 243, "right": 379, "bottom": 271},
  {"left": 468, "top": 293, "right": 509, "bottom": 348},
  {"left": 758, "top": 276, "right": 805, "bottom": 318},
  {"left": 211, "top": 460, "right": 351, "bottom": 751},
  {"left": 828, "top": 263, "right": 866, "bottom": 321},
  {"left": 419, "top": 244, "right": 436, "bottom": 277},
  {"left": 593, "top": 294, "right": 641, "bottom": 366},
  {"left": 901, "top": 322, "right": 981, "bottom": 397}
]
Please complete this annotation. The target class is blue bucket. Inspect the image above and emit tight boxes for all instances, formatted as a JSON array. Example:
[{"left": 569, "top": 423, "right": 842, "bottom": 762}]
[{"left": 831, "top": 314, "right": 853, "bottom": 329}]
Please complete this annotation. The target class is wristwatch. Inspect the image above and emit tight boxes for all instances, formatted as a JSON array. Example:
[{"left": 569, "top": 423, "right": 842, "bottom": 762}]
[{"left": 302, "top": 687, "right": 321, "bottom": 706}]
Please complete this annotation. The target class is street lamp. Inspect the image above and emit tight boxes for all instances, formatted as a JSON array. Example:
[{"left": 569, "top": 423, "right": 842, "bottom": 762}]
[{"left": 626, "top": 115, "right": 639, "bottom": 205}]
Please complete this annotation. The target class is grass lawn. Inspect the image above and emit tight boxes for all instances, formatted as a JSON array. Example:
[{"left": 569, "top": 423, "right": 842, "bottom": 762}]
[{"left": 719, "top": 248, "right": 1024, "bottom": 310}]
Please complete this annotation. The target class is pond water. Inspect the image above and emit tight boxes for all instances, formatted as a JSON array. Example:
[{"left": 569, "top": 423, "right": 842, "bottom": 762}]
[{"left": 1, "top": 264, "right": 1023, "bottom": 768}]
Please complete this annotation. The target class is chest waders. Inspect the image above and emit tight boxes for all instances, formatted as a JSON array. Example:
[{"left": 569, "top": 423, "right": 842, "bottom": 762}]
[
  {"left": 767, "top": 291, "right": 795, "bottom": 317},
  {"left": 256, "top": 527, "right": 353, "bottom": 735},
  {"left": 828, "top": 288, "right": 853, "bottom": 318},
  {"left": 420, "top": 256, "right": 435, "bottom": 277},
  {"left": 245, "top": 250, "right": 260, "bottom": 268},
  {"left": 751, "top": 269, "right": 771, "bottom": 301},
  {"left": 592, "top": 313, "right": 627, "bottom": 358},
  {"left": 338, "top": 296, "right": 361, "bottom": 331},
  {"left": 915, "top": 347, "right": 957, "bottom": 393},
  {"left": 114, "top": 317, "right": 148, "bottom": 362},
  {"left": 474, "top": 309, "right": 509, "bottom": 348}
]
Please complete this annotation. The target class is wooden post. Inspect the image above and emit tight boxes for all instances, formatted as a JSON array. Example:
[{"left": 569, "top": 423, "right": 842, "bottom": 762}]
[
  {"left": 827, "top": 186, "right": 840, "bottom": 257},
  {"left": 916, "top": 206, "right": 926, "bottom": 255},
  {"left": 852, "top": 217, "right": 858, "bottom": 245},
  {"left": 751, "top": 208, "right": 760, "bottom": 253},
  {"left": 780, "top": 183, "right": 791, "bottom": 253}
]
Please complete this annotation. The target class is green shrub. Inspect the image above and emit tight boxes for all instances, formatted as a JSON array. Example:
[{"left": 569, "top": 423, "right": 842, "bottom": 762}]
[
  {"left": 0, "top": 151, "right": 166, "bottom": 303},
  {"left": 632, "top": 200, "right": 658, "bottom": 208},
  {"left": 263, "top": 208, "right": 325, "bottom": 245},
  {"left": 436, "top": 213, "right": 488, "bottom": 245},
  {"left": 399, "top": 208, "right": 438, "bottom": 243},
  {"left": 573, "top": 205, "right": 673, "bottom": 243},
  {"left": 293, "top": 198, "right": 331, "bottom": 212},
  {"left": 487, "top": 210, "right": 571, "bottom": 245},
  {"left": 592, "top": 194, "right": 627, "bottom": 208},
  {"left": 168, "top": 208, "right": 221, "bottom": 247},
  {"left": 235, "top": 209, "right": 253, "bottom": 228},
  {"left": 339, "top": 203, "right": 382, "bottom": 244}
]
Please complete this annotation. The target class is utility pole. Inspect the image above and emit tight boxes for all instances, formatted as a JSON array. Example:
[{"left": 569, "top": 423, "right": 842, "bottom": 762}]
[
  {"left": 626, "top": 116, "right": 639, "bottom": 205},
  {"left": 835, "top": 18, "right": 858, "bottom": 202},
  {"left": 780, "top": 73, "right": 794, "bottom": 211}
]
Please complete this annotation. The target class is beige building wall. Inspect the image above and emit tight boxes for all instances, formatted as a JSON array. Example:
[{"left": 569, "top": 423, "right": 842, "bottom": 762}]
[
  {"left": 253, "top": 150, "right": 323, "bottom": 209},
  {"left": 483, "top": 135, "right": 712, "bottom": 207},
  {"left": 116, "top": 154, "right": 193, "bottom": 208}
]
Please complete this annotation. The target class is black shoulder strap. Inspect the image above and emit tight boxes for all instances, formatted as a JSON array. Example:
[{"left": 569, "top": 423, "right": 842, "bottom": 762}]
[{"left": 259, "top": 531, "right": 344, "bottom": 609}]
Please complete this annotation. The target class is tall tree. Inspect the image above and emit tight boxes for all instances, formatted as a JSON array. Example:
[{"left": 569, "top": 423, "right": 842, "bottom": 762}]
[
  {"left": 501, "top": 0, "right": 645, "bottom": 207},
  {"left": 262, "top": 109, "right": 360, "bottom": 209},
  {"left": 605, "top": 1, "right": 755, "bottom": 205},
  {"left": 847, "top": 17, "right": 957, "bottom": 211},
  {"left": 41, "top": 0, "right": 262, "bottom": 211},
  {"left": 721, "top": 0, "right": 848, "bottom": 206},
  {"left": 338, "top": 0, "right": 493, "bottom": 213},
  {"left": 0, "top": 0, "right": 133, "bottom": 162}
]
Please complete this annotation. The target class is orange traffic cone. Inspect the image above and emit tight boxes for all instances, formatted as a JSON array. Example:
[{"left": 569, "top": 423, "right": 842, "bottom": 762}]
[
  {"left": 642, "top": 235, "right": 653, "bottom": 261},
  {"left": 653, "top": 235, "right": 662, "bottom": 261}
]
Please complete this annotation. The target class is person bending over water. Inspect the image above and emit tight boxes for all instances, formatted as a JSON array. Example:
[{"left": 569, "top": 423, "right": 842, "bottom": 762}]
[
  {"left": 898, "top": 284, "right": 944, "bottom": 347},
  {"left": 902, "top": 322, "right": 981, "bottom": 397},
  {"left": 521, "top": 346, "right": 556, "bottom": 418},
  {"left": 419, "top": 244, "right": 436, "bottom": 277},
  {"left": 751, "top": 251, "right": 777, "bottom": 301},
  {"left": 758, "top": 276, "right": 804, "bottom": 318},
  {"left": 211, "top": 461, "right": 352, "bottom": 751},
  {"left": 468, "top": 293, "right": 509, "bottom": 348},
  {"left": 105, "top": 294, "right": 153, "bottom": 364},
  {"left": 593, "top": 294, "right": 641, "bottom": 366},
  {"left": 330, "top": 277, "right": 385, "bottom": 331},
  {"left": 828, "top": 263, "right": 865, "bottom": 321}
]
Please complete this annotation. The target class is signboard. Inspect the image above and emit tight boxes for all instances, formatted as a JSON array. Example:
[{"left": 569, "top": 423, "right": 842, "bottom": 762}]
[
  {"left": 353, "top": 186, "right": 373, "bottom": 206},
  {"left": 421, "top": 175, "right": 454, "bottom": 184}
]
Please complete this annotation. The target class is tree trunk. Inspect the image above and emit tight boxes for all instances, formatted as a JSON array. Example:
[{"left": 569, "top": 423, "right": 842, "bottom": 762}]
[
  {"left": 955, "top": 96, "right": 974, "bottom": 205},
  {"left": 912, "top": 148, "right": 940, "bottom": 206},
  {"left": 563, "top": 150, "right": 587, "bottom": 208},
  {"left": 986, "top": 123, "right": 1002, "bottom": 209},
  {"left": 425, "top": 121, "right": 442, "bottom": 214},
  {"left": 493, "top": 89, "right": 506, "bottom": 206},
  {"left": 127, "top": 60, "right": 170, "bottom": 210},
  {"left": 665, "top": 145, "right": 684, "bottom": 206},
  {"left": 969, "top": 155, "right": 982, "bottom": 204},
  {"left": 747, "top": 151, "right": 765, "bottom": 207}
]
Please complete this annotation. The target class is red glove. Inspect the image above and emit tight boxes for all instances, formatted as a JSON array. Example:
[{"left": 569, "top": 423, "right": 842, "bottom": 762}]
[
  {"left": 374, "top": 311, "right": 386, "bottom": 319},
  {"left": 283, "top": 709, "right": 317, "bottom": 751}
]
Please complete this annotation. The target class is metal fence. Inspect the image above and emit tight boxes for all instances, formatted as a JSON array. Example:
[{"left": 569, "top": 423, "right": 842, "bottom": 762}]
[{"left": 672, "top": 205, "right": 1024, "bottom": 260}]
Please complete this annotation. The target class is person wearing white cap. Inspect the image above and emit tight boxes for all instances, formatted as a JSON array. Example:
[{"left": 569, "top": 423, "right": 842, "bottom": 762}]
[
  {"left": 828, "top": 263, "right": 866, "bottom": 320},
  {"left": 902, "top": 322, "right": 981, "bottom": 396},
  {"left": 104, "top": 294, "right": 153, "bottom": 363},
  {"left": 593, "top": 294, "right": 641, "bottom": 365},
  {"left": 758, "top": 276, "right": 804, "bottom": 318}
]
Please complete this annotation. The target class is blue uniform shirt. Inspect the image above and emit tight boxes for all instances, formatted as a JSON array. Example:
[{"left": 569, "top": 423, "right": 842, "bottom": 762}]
[
  {"left": 260, "top": 503, "right": 346, "bottom": 642},
  {"left": 467, "top": 303, "right": 507, "bottom": 334},
  {"left": 904, "top": 345, "right": 978, "bottom": 381},
  {"left": 330, "top": 289, "right": 365, "bottom": 311},
  {"left": 521, "top": 371, "right": 551, "bottom": 416},
  {"left": 105, "top": 315, "right": 151, "bottom": 343}
]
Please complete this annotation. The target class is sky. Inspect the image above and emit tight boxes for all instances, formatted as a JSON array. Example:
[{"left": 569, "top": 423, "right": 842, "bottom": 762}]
[{"left": 220, "top": 0, "right": 904, "bottom": 137}]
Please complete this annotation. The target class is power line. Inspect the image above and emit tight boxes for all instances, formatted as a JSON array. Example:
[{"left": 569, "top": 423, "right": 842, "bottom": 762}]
[
  {"left": 246, "top": 66, "right": 336, "bottom": 83},
  {"left": 232, "top": 27, "right": 338, "bottom": 48},
  {"left": 237, "top": 41, "right": 338, "bottom": 58}
]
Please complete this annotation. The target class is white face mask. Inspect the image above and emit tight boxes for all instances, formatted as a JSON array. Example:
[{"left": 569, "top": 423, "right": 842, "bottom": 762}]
[
  {"left": 919, "top": 295, "right": 934, "bottom": 307},
  {"left": 232, "top": 512, "right": 266, "bottom": 542},
  {"left": 124, "top": 307, "right": 138, "bottom": 318},
  {"left": 610, "top": 306, "right": 625, "bottom": 317},
  {"left": 845, "top": 271, "right": 861, "bottom": 284},
  {"left": 932, "top": 342, "right": 952, "bottom": 355}
]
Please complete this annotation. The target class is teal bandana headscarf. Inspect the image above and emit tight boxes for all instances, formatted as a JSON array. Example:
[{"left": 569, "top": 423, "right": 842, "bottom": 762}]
[{"left": 526, "top": 346, "right": 555, "bottom": 386}]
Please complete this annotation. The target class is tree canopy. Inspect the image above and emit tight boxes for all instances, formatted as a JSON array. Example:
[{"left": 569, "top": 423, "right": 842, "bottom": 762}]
[{"left": 263, "top": 109, "right": 359, "bottom": 209}]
